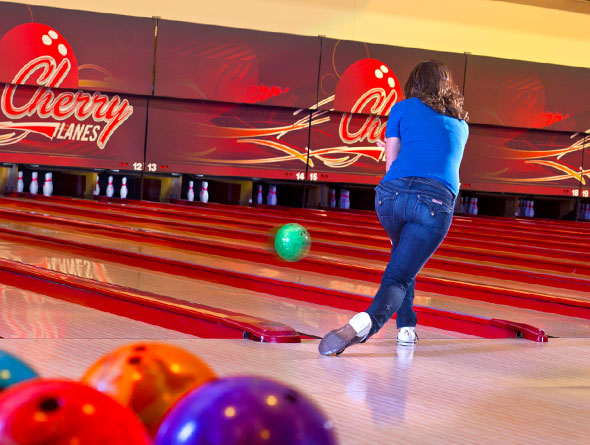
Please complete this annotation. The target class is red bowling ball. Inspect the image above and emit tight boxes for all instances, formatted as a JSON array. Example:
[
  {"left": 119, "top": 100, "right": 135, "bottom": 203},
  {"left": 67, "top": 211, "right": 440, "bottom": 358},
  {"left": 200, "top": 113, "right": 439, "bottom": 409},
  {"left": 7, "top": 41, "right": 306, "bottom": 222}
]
[
  {"left": 0, "top": 379, "right": 151, "bottom": 444},
  {"left": 0, "top": 23, "right": 79, "bottom": 88},
  {"left": 334, "top": 58, "right": 402, "bottom": 115}
]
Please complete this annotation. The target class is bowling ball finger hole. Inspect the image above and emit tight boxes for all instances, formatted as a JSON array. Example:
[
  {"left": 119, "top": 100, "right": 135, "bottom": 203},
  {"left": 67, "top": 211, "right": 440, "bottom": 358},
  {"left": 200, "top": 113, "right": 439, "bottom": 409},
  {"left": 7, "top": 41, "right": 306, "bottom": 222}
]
[
  {"left": 128, "top": 356, "right": 142, "bottom": 365},
  {"left": 133, "top": 345, "right": 147, "bottom": 352},
  {"left": 39, "top": 397, "right": 61, "bottom": 412},
  {"left": 285, "top": 390, "right": 299, "bottom": 404}
]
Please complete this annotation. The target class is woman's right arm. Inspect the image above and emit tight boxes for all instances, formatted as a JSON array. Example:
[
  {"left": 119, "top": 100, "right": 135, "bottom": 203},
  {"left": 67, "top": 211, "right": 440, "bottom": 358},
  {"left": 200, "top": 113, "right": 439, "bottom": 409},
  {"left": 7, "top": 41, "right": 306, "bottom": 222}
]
[{"left": 377, "top": 137, "right": 401, "bottom": 172}]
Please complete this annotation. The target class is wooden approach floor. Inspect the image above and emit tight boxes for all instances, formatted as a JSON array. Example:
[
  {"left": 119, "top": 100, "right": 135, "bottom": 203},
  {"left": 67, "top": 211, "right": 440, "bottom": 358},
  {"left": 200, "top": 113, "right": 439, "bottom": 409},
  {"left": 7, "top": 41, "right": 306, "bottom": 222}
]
[{"left": 1, "top": 334, "right": 590, "bottom": 444}]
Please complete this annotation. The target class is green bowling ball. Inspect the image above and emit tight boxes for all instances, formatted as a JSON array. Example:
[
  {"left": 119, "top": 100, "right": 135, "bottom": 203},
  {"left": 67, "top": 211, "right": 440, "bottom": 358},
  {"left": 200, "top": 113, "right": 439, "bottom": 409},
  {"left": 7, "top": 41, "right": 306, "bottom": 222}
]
[{"left": 274, "top": 223, "right": 311, "bottom": 262}]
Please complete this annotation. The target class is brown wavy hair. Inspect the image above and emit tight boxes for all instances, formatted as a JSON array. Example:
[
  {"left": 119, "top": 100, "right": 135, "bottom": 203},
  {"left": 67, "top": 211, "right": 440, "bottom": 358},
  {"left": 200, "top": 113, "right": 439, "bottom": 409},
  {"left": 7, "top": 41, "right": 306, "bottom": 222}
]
[{"left": 404, "top": 60, "right": 468, "bottom": 121}]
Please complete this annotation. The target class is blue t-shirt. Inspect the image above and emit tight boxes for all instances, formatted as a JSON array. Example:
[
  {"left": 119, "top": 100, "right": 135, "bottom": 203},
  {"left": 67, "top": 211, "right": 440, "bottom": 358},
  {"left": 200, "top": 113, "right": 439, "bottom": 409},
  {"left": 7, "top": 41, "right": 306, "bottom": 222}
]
[{"left": 383, "top": 97, "right": 468, "bottom": 196}]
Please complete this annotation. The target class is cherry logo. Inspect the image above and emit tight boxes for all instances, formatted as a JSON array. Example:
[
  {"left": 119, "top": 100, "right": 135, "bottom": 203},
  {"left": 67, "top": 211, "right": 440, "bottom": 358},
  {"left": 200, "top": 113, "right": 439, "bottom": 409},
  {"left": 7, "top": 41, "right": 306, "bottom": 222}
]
[
  {"left": 334, "top": 58, "right": 402, "bottom": 115},
  {"left": 335, "top": 59, "right": 403, "bottom": 145},
  {"left": 0, "top": 23, "right": 132, "bottom": 150},
  {"left": 0, "top": 23, "right": 79, "bottom": 89}
]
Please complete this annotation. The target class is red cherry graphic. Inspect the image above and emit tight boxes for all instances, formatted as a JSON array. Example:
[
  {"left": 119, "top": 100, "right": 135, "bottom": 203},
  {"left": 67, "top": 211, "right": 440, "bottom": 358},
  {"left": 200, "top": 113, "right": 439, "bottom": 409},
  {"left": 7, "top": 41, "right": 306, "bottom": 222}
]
[
  {"left": 334, "top": 58, "right": 402, "bottom": 115},
  {"left": 0, "top": 23, "right": 78, "bottom": 88},
  {"left": 217, "top": 57, "right": 259, "bottom": 103},
  {"left": 190, "top": 38, "right": 259, "bottom": 103}
]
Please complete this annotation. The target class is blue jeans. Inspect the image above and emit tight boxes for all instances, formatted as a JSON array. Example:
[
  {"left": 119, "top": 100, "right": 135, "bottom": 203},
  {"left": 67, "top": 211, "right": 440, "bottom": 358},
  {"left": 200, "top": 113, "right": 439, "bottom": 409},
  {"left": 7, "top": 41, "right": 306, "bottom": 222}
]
[{"left": 365, "top": 177, "right": 455, "bottom": 338}]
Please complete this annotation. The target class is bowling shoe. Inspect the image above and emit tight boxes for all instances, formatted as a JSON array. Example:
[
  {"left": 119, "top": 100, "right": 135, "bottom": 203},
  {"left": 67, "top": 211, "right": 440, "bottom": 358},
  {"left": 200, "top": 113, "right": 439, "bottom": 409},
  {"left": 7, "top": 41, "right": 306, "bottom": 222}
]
[
  {"left": 397, "top": 327, "right": 418, "bottom": 345},
  {"left": 318, "top": 324, "right": 363, "bottom": 356}
]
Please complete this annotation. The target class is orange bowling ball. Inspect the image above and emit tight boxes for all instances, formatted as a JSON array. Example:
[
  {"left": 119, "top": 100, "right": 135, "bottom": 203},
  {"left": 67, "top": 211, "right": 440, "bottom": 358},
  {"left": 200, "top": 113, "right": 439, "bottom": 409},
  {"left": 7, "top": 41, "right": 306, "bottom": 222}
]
[{"left": 81, "top": 342, "right": 216, "bottom": 435}]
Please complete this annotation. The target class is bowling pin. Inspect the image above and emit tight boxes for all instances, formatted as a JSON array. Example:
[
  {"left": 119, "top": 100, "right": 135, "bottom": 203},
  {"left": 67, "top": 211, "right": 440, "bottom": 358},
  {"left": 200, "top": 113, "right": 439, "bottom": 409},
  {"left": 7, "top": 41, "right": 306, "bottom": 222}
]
[
  {"left": 94, "top": 176, "right": 100, "bottom": 196},
  {"left": 585, "top": 203, "right": 590, "bottom": 220},
  {"left": 42, "top": 172, "right": 53, "bottom": 196},
  {"left": 106, "top": 176, "right": 114, "bottom": 198},
  {"left": 29, "top": 172, "right": 38, "bottom": 194},
  {"left": 120, "top": 177, "right": 128, "bottom": 199},
  {"left": 200, "top": 181, "right": 209, "bottom": 203},
  {"left": 467, "top": 197, "right": 473, "bottom": 215},
  {"left": 17, "top": 171, "right": 24, "bottom": 193},
  {"left": 267, "top": 185, "right": 277, "bottom": 205},
  {"left": 524, "top": 200, "right": 531, "bottom": 217},
  {"left": 329, "top": 189, "right": 336, "bottom": 208},
  {"left": 342, "top": 189, "right": 350, "bottom": 209},
  {"left": 187, "top": 180, "right": 195, "bottom": 201},
  {"left": 472, "top": 197, "right": 478, "bottom": 216},
  {"left": 256, "top": 185, "right": 263, "bottom": 204},
  {"left": 529, "top": 200, "right": 534, "bottom": 218}
]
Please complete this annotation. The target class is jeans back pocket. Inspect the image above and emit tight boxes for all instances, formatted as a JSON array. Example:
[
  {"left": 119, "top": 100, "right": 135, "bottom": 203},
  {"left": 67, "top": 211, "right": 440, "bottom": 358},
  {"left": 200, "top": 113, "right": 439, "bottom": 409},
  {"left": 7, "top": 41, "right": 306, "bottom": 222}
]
[
  {"left": 415, "top": 194, "right": 453, "bottom": 226},
  {"left": 375, "top": 189, "right": 399, "bottom": 220}
]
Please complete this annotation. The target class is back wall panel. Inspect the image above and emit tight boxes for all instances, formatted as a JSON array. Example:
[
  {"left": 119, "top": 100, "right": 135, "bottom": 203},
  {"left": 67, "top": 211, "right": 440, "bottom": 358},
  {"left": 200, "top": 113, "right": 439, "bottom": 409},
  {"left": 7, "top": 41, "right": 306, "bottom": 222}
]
[
  {"left": 0, "top": 2, "right": 155, "bottom": 96},
  {"left": 145, "top": 98, "right": 314, "bottom": 180},
  {"left": 464, "top": 55, "right": 590, "bottom": 132},
  {"left": 0, "top": 83, "right": 147, "bottom": 170},
  {"left": 318, "top": 38, "right": 466, "bottom": 117},
  {"left": 155, "top": 20, "right": 320, "bottom": 109},
  {"left": 460, "top": 124, "right": 583, "bottom": 196}
]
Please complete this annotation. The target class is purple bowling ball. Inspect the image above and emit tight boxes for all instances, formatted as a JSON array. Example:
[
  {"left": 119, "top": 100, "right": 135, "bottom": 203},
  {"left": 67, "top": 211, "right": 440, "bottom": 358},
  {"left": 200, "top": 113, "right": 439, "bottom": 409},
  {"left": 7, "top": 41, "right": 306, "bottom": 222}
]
[{"left": 155, "top": 376, "right": 337, "bottom": 445}]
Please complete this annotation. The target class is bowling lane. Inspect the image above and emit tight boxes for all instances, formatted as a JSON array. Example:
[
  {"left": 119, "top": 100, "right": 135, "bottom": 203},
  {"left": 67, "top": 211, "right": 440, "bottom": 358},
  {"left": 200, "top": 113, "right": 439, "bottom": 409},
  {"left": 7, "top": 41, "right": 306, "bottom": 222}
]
[
  {"left": 21, "top": 195, "right": 590, "bottom": 245},
  {"left": 4, "top": 201, "right": 588, "bottom": 294},
  {"left": 4, "top": 215, "right": 587, "bottom": 306},
  {"left": 413, "top": 292, "right": 590, "bottom": 338},
  {"left": 0, "top": 220, "right": 380, "bottom": 297},
  {"left": 0, "top": 283, "right": 195, "bottom": 339},
  {"left": 5, "top": 208, "right": 588, "bottom": 301},
  {"left": 0, "top": 199, "right": 261, "bottom": 245},
  {"left": 420, "top": 266, "right": 590, "bottom": 303},
  {"left": 5, "top": 198, "right": 590, "bottom": 273},
  {"left": 0, "top": 231, "right": 474, "bottom": 340},
  {"left": 0, "top": 220, "right": 583, "bottom": 338},
  {"left": 5, "top": 199, "right": 590, "bottom": 299},
  {"left": 0, "top": 222, "right": 480, "bottom": 338},
  {"left": 1, "top": 337, "right": 589, "bottom": 444}
]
